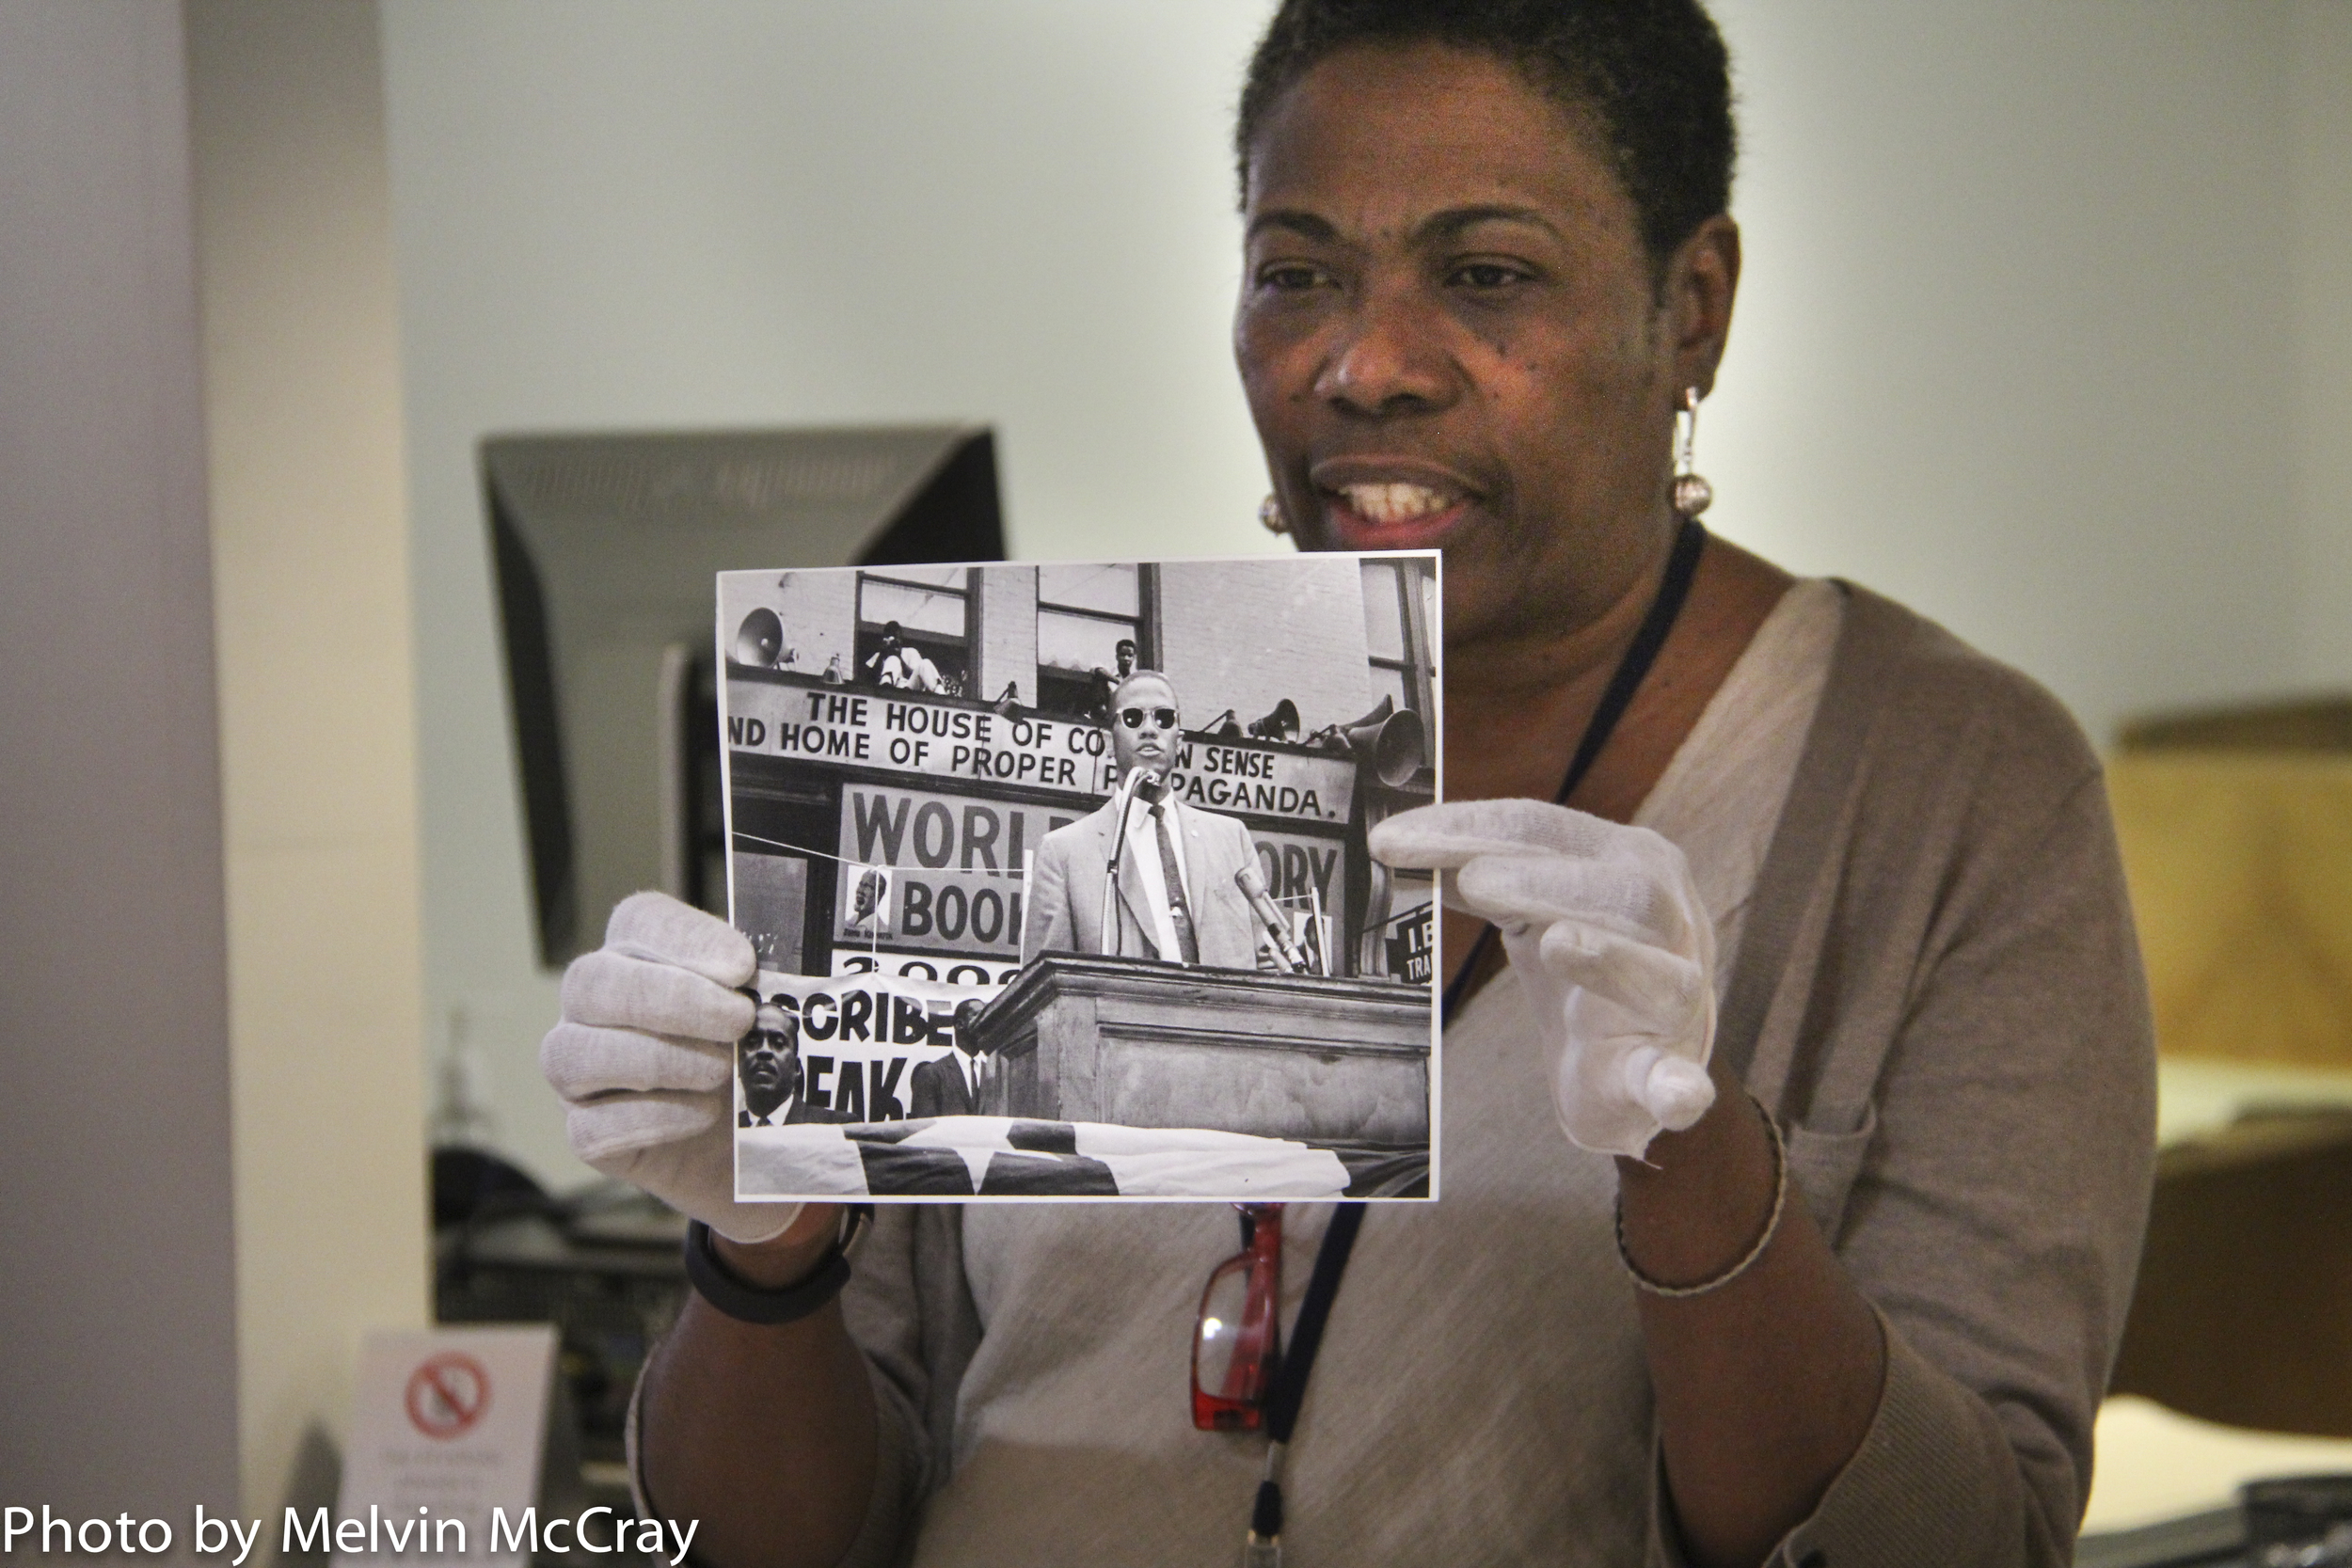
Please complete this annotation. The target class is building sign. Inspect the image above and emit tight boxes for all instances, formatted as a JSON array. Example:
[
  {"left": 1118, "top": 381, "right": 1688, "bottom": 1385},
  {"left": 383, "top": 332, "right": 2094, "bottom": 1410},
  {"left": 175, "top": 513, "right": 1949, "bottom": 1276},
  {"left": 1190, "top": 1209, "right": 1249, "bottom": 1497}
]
[
  {"left": 1383, "top": 901, "right": 1436, "bottom": 986},
  {"left": 727, "top": 677, "right": 1357, "bottom": 827},
  {"left": 833, "top": 785, "right": 1070, "bottom": 961},
  {"left": 1166, "top": 737, "right": 1355, "bottom": 827},
  {"left": 729, "top": 682, "right": 1116, "bottom": 793},
  {"left": 829, "top": 949, "right": 1026, "bottom": 987},
  {"left": 1249, "top": 829, "right": 1346, "bottom": 912},
  {"left": 819, "top": 783, "right": 1354, "bottom": 972},
  {"left": 748, "top": 968, "right": 972, "bottom": 1122}
]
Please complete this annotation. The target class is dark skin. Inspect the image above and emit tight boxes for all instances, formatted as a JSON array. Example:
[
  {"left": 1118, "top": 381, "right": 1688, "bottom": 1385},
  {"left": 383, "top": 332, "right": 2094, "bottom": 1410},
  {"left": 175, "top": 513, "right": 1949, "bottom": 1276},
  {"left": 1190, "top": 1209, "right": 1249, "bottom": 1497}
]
[{"left": 644, "top": 40, "right": 1882, "bottom": 1568}]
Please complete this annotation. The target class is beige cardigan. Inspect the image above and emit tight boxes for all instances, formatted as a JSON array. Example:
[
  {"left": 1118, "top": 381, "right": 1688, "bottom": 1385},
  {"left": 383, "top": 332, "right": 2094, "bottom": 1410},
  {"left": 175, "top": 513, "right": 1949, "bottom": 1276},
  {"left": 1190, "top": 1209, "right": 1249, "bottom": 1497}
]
[
  {"left": 710, "top": 582, "right": 2156, "bottom": 1567},
  {"left": 1646, "top": 582, "right": 2157, "bottom": 1564}
]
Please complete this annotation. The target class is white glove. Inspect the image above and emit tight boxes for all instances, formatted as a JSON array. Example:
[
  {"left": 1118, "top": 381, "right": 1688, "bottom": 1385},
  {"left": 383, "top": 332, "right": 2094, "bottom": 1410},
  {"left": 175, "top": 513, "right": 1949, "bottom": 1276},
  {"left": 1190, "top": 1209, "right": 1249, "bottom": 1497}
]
[
  {"left": 1371, "top": 799, "right": 1716, "bottom": 1159},
  {"left": 540, "top": 891, "right": 805, "bottom": 1243}
]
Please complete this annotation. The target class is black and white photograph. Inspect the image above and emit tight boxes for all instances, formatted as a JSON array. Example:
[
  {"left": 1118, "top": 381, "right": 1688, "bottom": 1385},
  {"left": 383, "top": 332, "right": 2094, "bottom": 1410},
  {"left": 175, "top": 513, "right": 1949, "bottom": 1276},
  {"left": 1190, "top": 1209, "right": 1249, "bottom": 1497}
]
[{"left": 718, "top": 554, "right": 1441, "bottom": 1200}]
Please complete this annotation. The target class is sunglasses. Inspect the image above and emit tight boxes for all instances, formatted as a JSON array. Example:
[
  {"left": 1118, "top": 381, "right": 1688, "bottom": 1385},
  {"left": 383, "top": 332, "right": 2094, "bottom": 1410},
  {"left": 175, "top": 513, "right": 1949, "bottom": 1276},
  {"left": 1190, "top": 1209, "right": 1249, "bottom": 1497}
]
[
  {"left": 1192, "top": 1203, "right": 1282, "bottom": 1431},
  {"left": 1118, "top": 706, "right": 1180, "bottom": 731}
]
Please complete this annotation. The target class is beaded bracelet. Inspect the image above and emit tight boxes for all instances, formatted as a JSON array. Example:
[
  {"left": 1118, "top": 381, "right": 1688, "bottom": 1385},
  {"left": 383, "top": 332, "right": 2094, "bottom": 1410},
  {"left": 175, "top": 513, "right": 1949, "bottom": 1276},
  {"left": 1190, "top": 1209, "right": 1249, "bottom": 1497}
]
[{"left": 1614, "top": 1093, "right": 1788, "bottom": 1298}]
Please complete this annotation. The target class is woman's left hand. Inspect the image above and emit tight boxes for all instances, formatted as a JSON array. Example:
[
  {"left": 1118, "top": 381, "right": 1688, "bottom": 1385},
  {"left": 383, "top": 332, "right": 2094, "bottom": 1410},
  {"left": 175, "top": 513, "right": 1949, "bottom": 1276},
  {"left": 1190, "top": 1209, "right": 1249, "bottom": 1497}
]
[{"left": 1373, "top": 798, "right": 1716, "bottom": 1158}]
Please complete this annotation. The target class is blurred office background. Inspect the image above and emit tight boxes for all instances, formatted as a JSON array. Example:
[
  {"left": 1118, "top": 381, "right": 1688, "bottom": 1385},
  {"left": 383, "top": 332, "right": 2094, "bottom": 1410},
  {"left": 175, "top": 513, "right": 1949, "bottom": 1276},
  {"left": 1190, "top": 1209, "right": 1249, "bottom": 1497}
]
[{"left": 5, "top": 0, "right": 2349, "bottom": 1545}]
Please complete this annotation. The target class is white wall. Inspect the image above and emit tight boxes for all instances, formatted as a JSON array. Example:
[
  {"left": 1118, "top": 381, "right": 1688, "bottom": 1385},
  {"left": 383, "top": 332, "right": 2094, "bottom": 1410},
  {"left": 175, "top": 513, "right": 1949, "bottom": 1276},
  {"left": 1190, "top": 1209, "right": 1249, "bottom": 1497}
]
[
  {"left": 188, "top": 0, "right": 430, "bottom": 1517},
  {"left": 2292, "top": 0, "right": 2352, "bottom": 687},
  {"left": 1707, "top": 0, "right": 2303, "bottom": 740},
  {"left": 383, "top": 0, "right": 1279, "bottom": 1185},
  {"left": 0, "top": 0, "right": 241, "bottom": 1527},
  {"left": 382, "top": 1, "right": 2347, "bottom": 1185}
]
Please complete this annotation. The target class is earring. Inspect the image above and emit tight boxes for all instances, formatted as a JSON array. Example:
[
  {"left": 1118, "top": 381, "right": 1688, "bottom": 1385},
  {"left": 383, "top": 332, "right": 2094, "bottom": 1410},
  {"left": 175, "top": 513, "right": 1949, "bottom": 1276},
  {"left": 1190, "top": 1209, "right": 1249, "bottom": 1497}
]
[
  {"left": 1672, "top": 387, "right": 1714, "bottom": 520},
  {"left": 1258, "top": 493, "right": 1289, "bottom": 535}
]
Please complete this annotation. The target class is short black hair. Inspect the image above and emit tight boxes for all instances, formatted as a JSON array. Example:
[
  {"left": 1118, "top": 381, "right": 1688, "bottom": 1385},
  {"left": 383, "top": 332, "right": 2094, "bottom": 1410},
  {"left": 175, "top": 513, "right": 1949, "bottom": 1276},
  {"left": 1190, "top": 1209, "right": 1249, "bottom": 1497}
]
[{"left": 1235, "top": 0, "right": 1736, "bottom": 270}]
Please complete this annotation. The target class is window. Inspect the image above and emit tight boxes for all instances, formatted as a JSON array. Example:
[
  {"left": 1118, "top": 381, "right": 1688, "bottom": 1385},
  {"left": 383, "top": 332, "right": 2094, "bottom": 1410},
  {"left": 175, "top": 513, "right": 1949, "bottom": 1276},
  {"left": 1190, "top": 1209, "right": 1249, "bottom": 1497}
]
[
  {"left": 857, "top": 567, "right": 970, "bottom": 697},
  {"left": 1360, "top": 558, "right": 1436, "bottom": 721},
  {"left": 1036, "top": 562, "right": 1146, "bottom": 721}
]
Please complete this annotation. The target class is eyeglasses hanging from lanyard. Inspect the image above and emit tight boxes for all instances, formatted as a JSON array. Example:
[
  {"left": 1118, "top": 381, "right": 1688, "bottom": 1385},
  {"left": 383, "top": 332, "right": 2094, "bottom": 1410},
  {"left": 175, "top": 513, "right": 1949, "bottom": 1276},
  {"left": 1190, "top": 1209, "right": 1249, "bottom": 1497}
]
[
  {"left": 1188, "top": 517, "right": 1708, "bottom": 1566},
  {"left": 1192, "top": 1204, "right": 1282, "bottom": 1431},
  {"left": 1191, "top": 1200, "right": 1366, "bottom": 1565}
]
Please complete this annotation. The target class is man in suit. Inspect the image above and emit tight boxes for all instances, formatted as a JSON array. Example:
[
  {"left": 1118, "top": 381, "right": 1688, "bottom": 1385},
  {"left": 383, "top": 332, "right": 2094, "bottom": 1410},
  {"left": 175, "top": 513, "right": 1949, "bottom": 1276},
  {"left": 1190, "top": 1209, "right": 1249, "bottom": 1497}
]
[
  {"left": 1023, "top": 670, "right": 1267, "bottom": 969},
  {"left": 909, "top": 999, "right": 992, "bottom": 1118},
  {"left": 735, "top": 1001, "right": 849, "bottom": 1127}
]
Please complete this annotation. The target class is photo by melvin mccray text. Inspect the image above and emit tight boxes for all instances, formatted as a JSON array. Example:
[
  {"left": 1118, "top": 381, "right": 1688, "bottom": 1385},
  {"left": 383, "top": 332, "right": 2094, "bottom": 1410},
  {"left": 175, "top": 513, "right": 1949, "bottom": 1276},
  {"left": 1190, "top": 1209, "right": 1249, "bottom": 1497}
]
[{"left": 2, "top": 1505, "right": 699, "bottom": 1564}]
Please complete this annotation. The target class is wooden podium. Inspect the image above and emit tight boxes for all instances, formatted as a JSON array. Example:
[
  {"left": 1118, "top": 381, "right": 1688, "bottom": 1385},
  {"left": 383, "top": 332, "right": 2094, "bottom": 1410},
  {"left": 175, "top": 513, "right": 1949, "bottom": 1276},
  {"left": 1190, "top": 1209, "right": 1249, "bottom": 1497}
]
[{"left": 968, "top": 956, "right": 1432, "bottom": 1146}]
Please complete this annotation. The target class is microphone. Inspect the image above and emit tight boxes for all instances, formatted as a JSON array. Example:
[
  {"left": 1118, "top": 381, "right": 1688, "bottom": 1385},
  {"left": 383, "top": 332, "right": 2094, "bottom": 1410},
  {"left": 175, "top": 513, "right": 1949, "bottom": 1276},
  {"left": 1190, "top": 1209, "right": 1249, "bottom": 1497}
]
[
  {"left": 1234, "top": 864, "right": 1312, "bottom": 974},
  {"left": 1100, "top": 767, "right": 1152, "bottom": 955},
  {"left": 1100, "top": 766, "right": 1177, "bottom": 958}
]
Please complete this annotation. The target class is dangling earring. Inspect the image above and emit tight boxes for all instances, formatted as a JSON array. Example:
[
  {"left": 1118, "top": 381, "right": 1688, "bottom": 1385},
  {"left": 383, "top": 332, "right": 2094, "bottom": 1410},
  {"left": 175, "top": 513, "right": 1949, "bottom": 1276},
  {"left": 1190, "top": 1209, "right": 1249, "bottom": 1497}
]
[
  {"left": 1672, "top": 387, "right": 1714, "bottom": 519},
  {"left": 1258, "top": 493, "right": 1290, "bottom": 535}
]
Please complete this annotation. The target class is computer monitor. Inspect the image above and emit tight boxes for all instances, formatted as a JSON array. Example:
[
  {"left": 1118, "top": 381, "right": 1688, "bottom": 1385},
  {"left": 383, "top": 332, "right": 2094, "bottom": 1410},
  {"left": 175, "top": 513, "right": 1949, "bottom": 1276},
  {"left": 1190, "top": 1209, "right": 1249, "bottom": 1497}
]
[{"left": 484, "top": 425, "right": 1004, "bottom": 967}]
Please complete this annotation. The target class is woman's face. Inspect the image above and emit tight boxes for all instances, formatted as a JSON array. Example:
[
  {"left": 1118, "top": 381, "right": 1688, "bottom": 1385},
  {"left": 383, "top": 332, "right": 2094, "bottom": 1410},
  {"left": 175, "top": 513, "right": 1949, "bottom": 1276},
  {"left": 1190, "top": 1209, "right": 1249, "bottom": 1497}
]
[{"left": 1234, "top": 41, "right": 1728, "bottom": 651}]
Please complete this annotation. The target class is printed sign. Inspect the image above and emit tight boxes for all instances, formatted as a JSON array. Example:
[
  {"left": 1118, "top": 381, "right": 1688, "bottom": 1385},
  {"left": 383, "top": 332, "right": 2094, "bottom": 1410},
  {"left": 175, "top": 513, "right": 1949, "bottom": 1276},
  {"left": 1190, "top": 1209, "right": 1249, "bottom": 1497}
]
[
  {"left": 829, "top": 949, "right": 1025, "bottom": 987},
  {"left": 727, "top": 683, "right": 1358, "bottom": 827},
  {"left": 1166, "top": 736, "right": 1356, "bottom": 826},
  {"left": 1384, "top": 901, "right": 1436, "bottom": 986},
  {"left": 834, "top": 786, "right": 1070, "bottom": 958},
  {"left": 331, "top": 1325, "right": 554, "bottom": 1568},
  {"left": 403, "top": 1353, "right": 492, "bottom": 1440},
  {"left": 826, "top": 785, "right": 1348, "bottom": 968},
  {"left": 741, "top": 969, "right": 973, "bottom": 1126},
  {"left": 729, "top": 685, "right": 1117, "bottom": 794}
]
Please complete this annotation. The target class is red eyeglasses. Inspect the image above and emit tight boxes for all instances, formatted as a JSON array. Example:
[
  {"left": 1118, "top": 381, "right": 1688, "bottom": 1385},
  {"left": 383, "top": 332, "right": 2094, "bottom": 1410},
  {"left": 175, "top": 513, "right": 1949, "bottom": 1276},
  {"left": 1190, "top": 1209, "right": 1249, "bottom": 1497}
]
[{"left": 1192, "top": 1203, "right": 1283, "bottom": 1431}]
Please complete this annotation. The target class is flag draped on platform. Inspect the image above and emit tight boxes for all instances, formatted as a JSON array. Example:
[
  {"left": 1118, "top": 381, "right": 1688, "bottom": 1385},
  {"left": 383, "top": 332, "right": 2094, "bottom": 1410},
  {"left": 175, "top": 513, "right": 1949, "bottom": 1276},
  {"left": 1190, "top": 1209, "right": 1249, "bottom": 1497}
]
[{"left": 738, "top": 1116, "right": 1356, "bottom": 1198}]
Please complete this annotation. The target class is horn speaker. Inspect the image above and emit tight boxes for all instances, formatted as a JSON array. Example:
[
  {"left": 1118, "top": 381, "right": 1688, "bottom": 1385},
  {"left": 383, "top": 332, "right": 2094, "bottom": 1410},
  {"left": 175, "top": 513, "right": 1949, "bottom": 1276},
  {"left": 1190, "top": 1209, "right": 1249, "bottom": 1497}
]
[
  {"left": 1315, "top": 695, "right": 1425, "bottom": 787},
  {"left": 1246, "top": 699, "right": 1302, "bottom": 742},
  {"left": 733, "top": 608, "right": 785, "bottom": 667}
]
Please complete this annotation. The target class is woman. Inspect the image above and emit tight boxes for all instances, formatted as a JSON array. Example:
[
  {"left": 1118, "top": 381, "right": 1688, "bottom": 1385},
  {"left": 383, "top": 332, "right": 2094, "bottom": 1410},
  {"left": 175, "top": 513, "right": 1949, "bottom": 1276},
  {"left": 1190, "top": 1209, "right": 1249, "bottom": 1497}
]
[{"left": 544, "top": 3, "right": 2154, "bottom": 1563}]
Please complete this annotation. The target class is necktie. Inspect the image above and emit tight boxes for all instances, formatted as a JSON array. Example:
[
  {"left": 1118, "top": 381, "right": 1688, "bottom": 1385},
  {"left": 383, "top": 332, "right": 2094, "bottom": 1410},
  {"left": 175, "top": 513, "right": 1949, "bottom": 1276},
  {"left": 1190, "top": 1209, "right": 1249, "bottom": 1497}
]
[{"left": 1151, "top": 803, "right": 1200, "bottom": 964}]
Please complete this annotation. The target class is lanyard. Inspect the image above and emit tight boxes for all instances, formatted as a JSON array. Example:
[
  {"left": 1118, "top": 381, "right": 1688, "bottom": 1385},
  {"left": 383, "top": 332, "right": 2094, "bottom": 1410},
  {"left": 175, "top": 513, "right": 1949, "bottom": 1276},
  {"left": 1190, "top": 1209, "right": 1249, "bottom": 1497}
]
[
  {"left": 1248, "top": 516, "right": 1708, "bottom": 1566},
  {"left": 1438, "top": 515, "right": 1708, "bottom": 1022}
]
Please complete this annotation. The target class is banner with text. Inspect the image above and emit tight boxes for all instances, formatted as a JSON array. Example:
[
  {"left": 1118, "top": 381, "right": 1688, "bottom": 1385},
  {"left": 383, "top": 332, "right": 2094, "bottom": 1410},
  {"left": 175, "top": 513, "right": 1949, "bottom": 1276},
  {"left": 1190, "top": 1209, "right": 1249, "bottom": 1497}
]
[{"left": 726, "top": 679, "right": 1357, "bottom": 827}]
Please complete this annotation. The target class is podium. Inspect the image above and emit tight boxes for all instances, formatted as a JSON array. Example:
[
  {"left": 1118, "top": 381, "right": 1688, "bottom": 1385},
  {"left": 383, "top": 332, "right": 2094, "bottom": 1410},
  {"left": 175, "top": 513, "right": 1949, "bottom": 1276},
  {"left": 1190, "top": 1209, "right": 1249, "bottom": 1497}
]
[{"left": 970, "top": 956, "right": 1432, "bottom": 1147}]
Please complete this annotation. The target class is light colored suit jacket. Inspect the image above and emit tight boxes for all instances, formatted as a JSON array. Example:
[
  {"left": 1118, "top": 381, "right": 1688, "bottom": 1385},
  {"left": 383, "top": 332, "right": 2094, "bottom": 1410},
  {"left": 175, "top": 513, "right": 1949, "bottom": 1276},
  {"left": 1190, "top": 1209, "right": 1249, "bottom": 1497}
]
[{"left": 1022, "top": 796, "right": 1263, "bottom": 969}]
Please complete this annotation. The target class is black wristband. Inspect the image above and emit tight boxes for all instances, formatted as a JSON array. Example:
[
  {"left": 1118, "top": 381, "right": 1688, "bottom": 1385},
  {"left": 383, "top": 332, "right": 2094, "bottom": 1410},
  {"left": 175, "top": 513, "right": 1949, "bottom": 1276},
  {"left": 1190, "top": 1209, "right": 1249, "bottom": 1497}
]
[{"left": 683, "top": 1208, "right": 871, "bottom": 1325}]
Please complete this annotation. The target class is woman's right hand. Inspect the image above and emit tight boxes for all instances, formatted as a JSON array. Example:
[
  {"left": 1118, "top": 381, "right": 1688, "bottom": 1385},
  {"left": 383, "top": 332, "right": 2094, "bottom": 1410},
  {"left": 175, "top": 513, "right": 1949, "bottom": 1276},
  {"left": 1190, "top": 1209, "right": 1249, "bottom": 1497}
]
[{"left": 540, "top": 890, "right": 822, "bottom": 1249}]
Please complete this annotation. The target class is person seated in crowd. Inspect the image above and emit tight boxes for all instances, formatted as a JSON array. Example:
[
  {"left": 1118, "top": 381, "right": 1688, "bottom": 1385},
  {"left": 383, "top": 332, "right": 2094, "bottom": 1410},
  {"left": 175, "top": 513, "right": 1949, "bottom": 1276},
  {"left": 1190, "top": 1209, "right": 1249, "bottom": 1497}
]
[
  {"left": 732, "top": 1000, "right": 845, "bottom": 1130},
  {"left": 541, "top": 3, "right": 2155, "bottom": 1563}
]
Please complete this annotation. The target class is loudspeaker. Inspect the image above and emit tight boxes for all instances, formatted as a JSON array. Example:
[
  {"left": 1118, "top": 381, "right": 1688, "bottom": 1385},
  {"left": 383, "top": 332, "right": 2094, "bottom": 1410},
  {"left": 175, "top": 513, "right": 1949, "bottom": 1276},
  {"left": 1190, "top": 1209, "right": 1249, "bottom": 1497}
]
[
  {"left": 1315, "top": 696, "right": 1426, "bottom": 787},
  {"left": 733, "top": 608, "right": 785, "bottom": 667},
  {"left": 1246, "top": 699, "right": 1302, "bottom": 742},
  {"left": 1206, "top": 700, "right": 1302, "bottom": 743}
]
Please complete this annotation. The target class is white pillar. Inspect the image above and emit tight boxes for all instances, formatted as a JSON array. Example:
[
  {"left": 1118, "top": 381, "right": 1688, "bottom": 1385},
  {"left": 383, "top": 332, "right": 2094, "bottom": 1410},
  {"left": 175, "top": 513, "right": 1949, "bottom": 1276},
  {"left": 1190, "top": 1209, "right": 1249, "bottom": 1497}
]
[{"left": 185, "top": 0, "right": 432, "bottom": 1519}]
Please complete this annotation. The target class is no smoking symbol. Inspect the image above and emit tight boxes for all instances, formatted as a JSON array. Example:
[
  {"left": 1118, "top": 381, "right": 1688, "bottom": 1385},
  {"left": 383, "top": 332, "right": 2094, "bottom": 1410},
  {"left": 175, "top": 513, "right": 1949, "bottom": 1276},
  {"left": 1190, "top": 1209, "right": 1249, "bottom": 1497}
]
[{"left": 404, "top": 1353, "right": 491, "bottom": 1439}]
